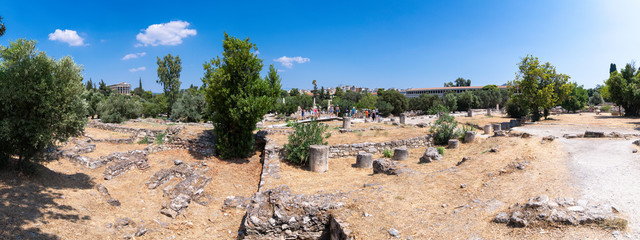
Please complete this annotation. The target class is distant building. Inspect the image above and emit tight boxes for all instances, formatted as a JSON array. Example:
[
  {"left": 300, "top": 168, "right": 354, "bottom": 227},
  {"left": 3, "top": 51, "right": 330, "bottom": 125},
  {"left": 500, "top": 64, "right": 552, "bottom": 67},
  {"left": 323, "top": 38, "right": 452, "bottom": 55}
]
[
  {"left": 404, "top": 85, "right": 507, "bottom": 98},
  {"left": 107, "top": 82, "right": 131, "bottom": 95}
]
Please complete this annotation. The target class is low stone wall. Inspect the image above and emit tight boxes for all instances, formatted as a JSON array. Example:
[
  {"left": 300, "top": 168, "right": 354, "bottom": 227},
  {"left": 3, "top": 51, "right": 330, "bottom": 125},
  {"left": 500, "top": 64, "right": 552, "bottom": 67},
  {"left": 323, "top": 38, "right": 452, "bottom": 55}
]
[
  {"left": 88, "top": 120, "right": 164, "bottom": 139},
  {"left": 255, "top": 130, "right": 282, "bottom": 191},
  {"left": 86, "top": 136, "right": 133, "bottom": 144},
  {"left": 328, "top": 135, "right": 433, "bottom": 158}
]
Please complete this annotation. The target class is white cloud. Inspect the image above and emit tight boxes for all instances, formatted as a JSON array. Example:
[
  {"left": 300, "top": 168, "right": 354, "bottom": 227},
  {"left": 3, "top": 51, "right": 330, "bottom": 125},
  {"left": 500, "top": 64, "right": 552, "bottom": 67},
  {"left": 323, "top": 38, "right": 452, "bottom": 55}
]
[
  {"left": 274, "top": 56, "right": 310, "bottom": 68},
  {"left": 136, "top": 20, "right": 197, "bottom": 47},
  {"left": 48, "top": 29, "right": 86, "bottom": 46},
  {"left": 277, "top": 69, "right": 285, "bottom": 73},
  {"left": 129, "top": 66, "right": 146, "bottom": 72},
  {"left": 122, "top": 52, "right": 147, "bottom": 60},
  {"left": 255, "top": 50, "right": 260, "bottom": 55}
]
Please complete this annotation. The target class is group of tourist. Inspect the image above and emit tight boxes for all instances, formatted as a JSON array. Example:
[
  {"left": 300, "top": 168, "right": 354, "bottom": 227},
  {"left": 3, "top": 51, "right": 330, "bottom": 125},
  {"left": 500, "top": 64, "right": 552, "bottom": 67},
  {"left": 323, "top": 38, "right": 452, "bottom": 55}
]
[{"left": 297, "top": 106, "right": 380, "bottom": 122}]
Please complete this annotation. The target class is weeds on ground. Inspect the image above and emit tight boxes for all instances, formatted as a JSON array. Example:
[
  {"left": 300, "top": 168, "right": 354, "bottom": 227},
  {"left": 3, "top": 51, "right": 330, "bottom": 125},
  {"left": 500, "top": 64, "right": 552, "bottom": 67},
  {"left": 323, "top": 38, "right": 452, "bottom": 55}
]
[
  {"left": 437, "top": 147, "right": 444, "bottom": 155},
  {"left": 597, "top": 218, "right": 628, "bottom": 230},
  {"left": 137, "top": 136, "right": 149, "bottom": 144},
  {"left": 155, "top": 133, "right": 166, "bottom": 145},
  {"left": 383, "top": 149, "right": 393, "bottom": 158},
  {"left": 284, "top": 119, "right": 331, "bottom": 166}
]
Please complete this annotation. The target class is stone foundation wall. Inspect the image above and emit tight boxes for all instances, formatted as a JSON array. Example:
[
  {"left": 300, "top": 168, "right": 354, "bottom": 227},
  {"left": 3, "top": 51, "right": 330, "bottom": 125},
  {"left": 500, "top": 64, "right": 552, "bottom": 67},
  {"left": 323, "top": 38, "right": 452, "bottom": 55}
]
[
  {"left": 88, "top": 120, "right": 164, "bottom": 139},
  {"left": 328, "top": 135, "right": 433, "bottom": 158}
]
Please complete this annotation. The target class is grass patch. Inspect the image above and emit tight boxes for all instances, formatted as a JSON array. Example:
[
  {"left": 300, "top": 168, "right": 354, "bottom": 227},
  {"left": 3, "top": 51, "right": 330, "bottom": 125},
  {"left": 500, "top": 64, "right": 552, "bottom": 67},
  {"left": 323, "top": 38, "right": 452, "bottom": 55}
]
[
  {"left": 437, "top": 146, "right": 444, "bottom": 155},
  {"left": 598, "top": 218, "right": 628, "bottom": 230},
  {"left": 155, "top": 133, "right": 166, "bottom": 145},
  {"left": 383, "top": 149, "right": 393, "bottom": 158},
  {"left": 137, "top": 136, "right": 149, "bottom": 144}
]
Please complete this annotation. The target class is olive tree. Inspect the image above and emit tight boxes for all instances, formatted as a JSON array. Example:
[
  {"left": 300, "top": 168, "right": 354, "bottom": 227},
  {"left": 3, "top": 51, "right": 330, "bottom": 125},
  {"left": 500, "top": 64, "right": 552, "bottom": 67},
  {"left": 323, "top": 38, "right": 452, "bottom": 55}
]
[{"left": 0, "top": 39, "right": 87, "bottom": 166}]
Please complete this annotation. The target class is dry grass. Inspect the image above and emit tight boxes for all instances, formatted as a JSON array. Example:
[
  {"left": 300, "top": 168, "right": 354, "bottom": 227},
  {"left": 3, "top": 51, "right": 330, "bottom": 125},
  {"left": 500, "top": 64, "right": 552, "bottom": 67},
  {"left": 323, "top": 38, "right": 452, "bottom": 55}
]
[
  {"left": 84, "top": 127, "right": 132, "bottom": 139},
  {"left": 459, "top": 112, "right": 640, "bottom": 131},
  {"left": 81, "top": 142, "right": 148, "bottom": 158},
  {"left": 268, "top": 136, "right": 611, "bottom": 239},
  {"left": 0, "top": 146, "right": 262, "bottom": 239}
]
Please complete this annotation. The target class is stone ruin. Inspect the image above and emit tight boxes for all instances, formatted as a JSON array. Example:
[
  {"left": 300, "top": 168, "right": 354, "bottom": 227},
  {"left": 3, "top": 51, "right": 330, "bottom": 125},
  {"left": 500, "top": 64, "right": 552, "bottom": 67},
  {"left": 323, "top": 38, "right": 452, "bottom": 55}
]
[
  {"left": 240, "top": 185, "right": 347, "bottom": 239},
  {"left": 145, "top": 161, "right": 212, "bottom": 218},
  {"left": 420, "top": 147, "right": 442, "bottom": 163},
  {"left": 96, "top": 183, "right": 121, "bottom": 207},
  {"left": 103, "top": 150, "right": 150, "bottom": 180},
  {"left": 494, "top": 195, "right": 624, "bottom": 228},
  {"left": 372, "top": 159, "right": 408, "bottom": 175}
]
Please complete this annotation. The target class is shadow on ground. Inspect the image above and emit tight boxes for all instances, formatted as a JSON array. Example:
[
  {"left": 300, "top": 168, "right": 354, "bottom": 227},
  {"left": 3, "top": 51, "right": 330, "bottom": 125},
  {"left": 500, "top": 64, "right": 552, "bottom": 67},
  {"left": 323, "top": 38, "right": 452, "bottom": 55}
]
[{"left": 0, "top": 160, "right": 94, "bottom": 239}]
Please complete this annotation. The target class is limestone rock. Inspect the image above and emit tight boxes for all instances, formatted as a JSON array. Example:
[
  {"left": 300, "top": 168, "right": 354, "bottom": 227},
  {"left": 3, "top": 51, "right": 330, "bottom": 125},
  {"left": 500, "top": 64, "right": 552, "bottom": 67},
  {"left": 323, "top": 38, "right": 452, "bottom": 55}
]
[
  {"left": 494, "top": 212, "right": 510, "bottom": 223},
  {"left": 456, "top": 157, "right": 471, "bottom": 166},
  {"left": 392, "top": 147, "right": 409, "bottom": 161},
  {"left": 355, "top": 152, "right": 373, "bottom": 168},
  {"left": 447, "top": 139, "right": 460, "bottom": 149},
  {"left": 584, "top": 131, "right": 605, "bottom": 138},
  {"left": 309, "top": 145, "right": 329, "bottom": 173},
  {"left": 420, "top": 147, "right": 442, "bottom": 163},
  {"left": 464, "top": 131, "right": 476, "bottom": 143},
  {"left": 372, "top": 159, "right": 404, "bottom": 175}
]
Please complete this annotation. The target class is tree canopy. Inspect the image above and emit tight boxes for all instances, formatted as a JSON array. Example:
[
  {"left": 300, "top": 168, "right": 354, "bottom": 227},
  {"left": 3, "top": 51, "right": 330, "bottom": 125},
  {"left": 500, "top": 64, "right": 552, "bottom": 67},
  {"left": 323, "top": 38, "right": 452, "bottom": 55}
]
[
  {"left": 605, "top": 63, "right": 640, "bottom": 116},
  {"left": 157, "top": 54, "right": 182, "bottom": 115}
]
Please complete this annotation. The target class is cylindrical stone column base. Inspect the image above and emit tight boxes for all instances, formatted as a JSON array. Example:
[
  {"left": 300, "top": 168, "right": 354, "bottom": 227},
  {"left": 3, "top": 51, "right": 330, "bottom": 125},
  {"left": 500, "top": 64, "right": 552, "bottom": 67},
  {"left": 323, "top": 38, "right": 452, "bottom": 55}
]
[{"left": 309, "top": 145, "right": 329, "bottom": 173}]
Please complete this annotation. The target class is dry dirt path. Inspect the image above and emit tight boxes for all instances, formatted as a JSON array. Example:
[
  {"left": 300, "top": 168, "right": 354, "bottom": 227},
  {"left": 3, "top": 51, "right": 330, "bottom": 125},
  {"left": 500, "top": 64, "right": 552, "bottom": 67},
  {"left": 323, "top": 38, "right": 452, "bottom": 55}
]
[{"left": 515, "top": 123, "right": 640, "bottom": 239}]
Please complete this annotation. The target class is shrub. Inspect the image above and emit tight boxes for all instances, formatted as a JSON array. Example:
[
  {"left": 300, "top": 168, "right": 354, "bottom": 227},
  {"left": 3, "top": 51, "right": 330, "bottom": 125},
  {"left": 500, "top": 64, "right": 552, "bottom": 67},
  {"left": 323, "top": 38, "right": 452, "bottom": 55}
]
[
  {"left": 0, "top": 39, "right": 87, "bottom": 167},
  {"left": 506, "top": 99, "right": 529, "bottom": 118},
  {"left": 601, "top": 105, "right": 611, "bottom": 112},
  {"left": 171, "top": 91, "right": 206, "bottom": 122},
  {"left": 283, "top": 120, "right": 331, "bottom": 165},
  {"left": 98, "top": 94, "right": 143, "bottom": 123},
  {"left": 382, "top": 149, "right": 393, "bottom": 158},
  {"left": 155, "top": 133, "right": 166, "bottom": 145},
  {"left": 437, "top": 147, "right": 445, "bottom": 155},
  {"left": 430, "top": 114, "right": 463, "bottom": 145},
  {"left": 376, "top": 100, "right": 394, "bottom": 117}
]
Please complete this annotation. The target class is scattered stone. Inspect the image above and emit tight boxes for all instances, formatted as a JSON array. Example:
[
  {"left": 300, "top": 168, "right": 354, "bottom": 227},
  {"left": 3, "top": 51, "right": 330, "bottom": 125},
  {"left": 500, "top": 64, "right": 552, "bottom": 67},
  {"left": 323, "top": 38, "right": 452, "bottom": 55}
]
[
  {"left": 103, "top": 150, "right": 149, "bottom": 180},
  {"left": 95, "top": 184, "right": 121, "bottom": 207},
  {"left": 447, "top": 139, "right": 460, "bottom": 149},
  {"left": 493, "top": 130, "right": 507, "bottom": 137},
  {"left": 483, "top": 125, "right": 492, "bottom": 135},
  {"left": 388, "top": 228, "right": 400, "bottom": 238},
  {"left": 363, "top": 212, "right": 372, "bottom": 217},
  {"left": 633, "top": 139, "right": 640, "bottom": 146},
  {"left": 463, "top": 131, "right": 476, "bottom": 143},
  {"left": 489, "top": 147, "right": 499, "bottom": 153},
  {"left": 456, "top": 157, "right": 471, "bottom": 166},
  {"left": 135, "top": 227, "right": 147, "bottom": 237},
  {"left": 309, "top": 145, "right": 329, "bottom": 173},
  {"left": 392, "top": 147, "right": 409, "bottom": 161},
  {"left": 494, "top": 212, "right": 510, "bottom": 223},
  {"left": 542, "top": 135, "right": 555, "bottom": 141},
  {"left": 174, "top": 159, "right": 183, "bottom": 165},
  {"left": 509, "top": 211, "right": 527, "bottom": 227},
  {"left": 105, "top": 222, "right": 113, "bottom": 228},
  {"left": 419, "top": 147, "right": 442, "bottom": 163},
  {"left": 373, "top": 159, "right": 405, "bottom": 175},
  {"left": 492, "top": 123, "right": 501, "bottom": 132},
  {"left": 584, "top": 131, "right": 605, "bottom": 138},
  {"left": 460, "top": 184, "right": 466, "bottom": 189},
  {"left": 222, "top": 196, "right": 251, "bottom": 210},
  {"left": 355, "top": 152, "right": 373, "bottom": 168},
  {"left": 116, "top": 217, "right": 134, "bottom": 228}
]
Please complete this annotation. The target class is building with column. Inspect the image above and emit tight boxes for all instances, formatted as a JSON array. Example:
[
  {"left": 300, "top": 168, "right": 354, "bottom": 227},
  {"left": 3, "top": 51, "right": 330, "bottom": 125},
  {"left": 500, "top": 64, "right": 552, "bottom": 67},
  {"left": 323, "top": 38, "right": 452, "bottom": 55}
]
[
  {"left": 107, "top": 82, "right": 131, "bottom": 95},
  {"left": 404, "top": 85, "right": 507, "bottom": 98}
]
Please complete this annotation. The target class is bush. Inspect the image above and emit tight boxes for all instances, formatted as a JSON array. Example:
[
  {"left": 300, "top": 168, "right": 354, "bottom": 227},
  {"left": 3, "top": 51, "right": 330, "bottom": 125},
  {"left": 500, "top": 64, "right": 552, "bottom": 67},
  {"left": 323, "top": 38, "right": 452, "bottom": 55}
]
[
  {"left": 283, "top": 120, "right": 331, "bottom": 165},
  {"left": 137, "top": 136, "right": 149, "bottom": 144},
  {"left": 171, "top": 91, "right": 206, "bottom": 122},
  {"left": 0, "top": 39, "right": 87, "bottom": 166},
  {"left": 437, "top": 147, "right": 445, "bottom": 155},
  {"left": 382, "top": 149, "right": 393, "bottom": 158},
  {"left": 154, "top": 133, "right": 166, "bottom": 145},
  {"left": 506, "top": 99, "right": 529, "bottom": 118},
  {"left": 98, "top": 94, "right": 143, "bottom": 123},
  {"left": 430, "top": 114, "right": 463, "bottom": 145},
  {"left": 376, "top": 100, "right": 394, "bottom": 117},
  {"left": 601, "top": 105, "right": 611, "bottom": 112}
]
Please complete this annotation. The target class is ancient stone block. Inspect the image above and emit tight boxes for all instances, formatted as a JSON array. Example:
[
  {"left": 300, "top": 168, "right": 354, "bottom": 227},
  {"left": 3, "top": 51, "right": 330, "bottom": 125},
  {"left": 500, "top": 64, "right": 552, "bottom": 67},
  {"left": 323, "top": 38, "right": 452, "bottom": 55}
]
[
  {"left": 342, "top": 117, "right": 351, "bottom": 129},
  {"left": 355, "top": 152, "right": 373, "bottom": 168},
  {"left": 501, "top": 122, "right": 510, "bottom": 131},
  {"left": 309, "top": 145, "right": 329, "bottom": 173},
  {"left": 399, "top": 114, "right": 406, "bottom": 125},
  {"left": 492, "top": 123, "right": 501, "bottom": 131},
  {"left": 447, "top": 139, "right": 459, "bottom": 149},
  {"left": 464, "top": 131, "right": 476, "bottom": 143},
  {"left": 392, "top": 147, "right": 409, "bottom": 161},
  {"left": 584, "top": 131, "right": 605, "bottom": 138},
  {"left": 372, "top": 159, "right": 403, "bottom": 175},
  {"left": 484, "top": 124, "right": 492, "bottom": 135},
  {"left": 420, "top": 147, "right": 442, "bottom": 163}
]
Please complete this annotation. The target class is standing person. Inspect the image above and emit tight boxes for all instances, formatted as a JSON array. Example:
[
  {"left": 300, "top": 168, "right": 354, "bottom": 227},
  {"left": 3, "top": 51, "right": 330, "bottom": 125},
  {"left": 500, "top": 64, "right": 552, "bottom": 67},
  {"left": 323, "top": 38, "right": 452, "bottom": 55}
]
[
  {"left": 302, "top": 108, "right": 305, "bottom": 119},
  {"left": 336, "top": 107, "right": 340, "bottom": 117},
  {"left": 371, "top": 110, "right": 376, "bottom": 121}
]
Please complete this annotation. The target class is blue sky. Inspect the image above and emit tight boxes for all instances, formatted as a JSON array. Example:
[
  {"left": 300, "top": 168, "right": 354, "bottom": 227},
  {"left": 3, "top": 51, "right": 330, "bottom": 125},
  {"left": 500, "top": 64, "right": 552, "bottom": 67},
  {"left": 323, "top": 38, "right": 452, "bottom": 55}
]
[{"left": 2, "top": 0, "right": 639, "bottom": 92}]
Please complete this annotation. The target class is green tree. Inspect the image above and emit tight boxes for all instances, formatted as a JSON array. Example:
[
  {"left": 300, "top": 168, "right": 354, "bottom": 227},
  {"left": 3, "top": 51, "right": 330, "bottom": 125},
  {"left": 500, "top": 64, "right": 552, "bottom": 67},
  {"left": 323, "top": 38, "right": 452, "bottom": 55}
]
[
  {"left": 202, "top": 33, "right": 280, "bottom": 158},
  {"left": 443, "top": 92, "right": 457, "bottom": 112},
  {"left": 356, "top": 93, "right": 378, "bottom": 109},
  {"left": 133, "top": 77, "right": 144, "bottom": 97},
  {"left": 588, "top": 91, "right": 604, "bottom": 106},
  {"left": 86, "top": 78, "right": 94, "bottom": 91},
  {"left": 98, "top": 94, "right": 142, "bottom": 123},
  {"left": 610, "top": 63, "right": 617, "bottom": 74},
  {"left": 456, "top": 91, "right": 480, "bottom": 111},
  {"left": 98, "top": 79, "right": 112, "bottom": 96},
  {"left": 444, "top": 77, "right": 471, "bottom": 87},
  {"left": 605, "top": 63, "right": 640, "bottom": 116},
  {"left": 82, "top": 90, "right": 104, "bottom": 119},
  {"left": 508, "top": 55, "right": 572, "bottom": 121},
  {"left": 561, "top": 84, "right": 588, "bottom": 112},
  {"left": 342, "top": 90, "right": 362, "bottom": 103},
  {"left": 171, "top": 91, "right": 206, "bottom": 122},
  {"left": 375, "top": 100, "right": 394, "bottom": 117},
  {"left": 289, "top": 88, "right": 300, "bottom": 97},
  {"left": 377, "top": 89, "right": 407, "bottom": 116},
  {"left": 0, "top": 16, "right": 5, "bottom": 37},
  {"left": 156, "top": 54, "right": 182, "bottom": 115},
  {"left": 319, "top": 87, "right": 326, "bottom": 100},
  {"left": 408, "top": 93, "right": 440, "bottom": 113},
  {"left": 266, "top": 65, "right": 283, "bottom": 101},
  {"left": 334, "top": 87, "right": 344, "bottom": 98},
  {"left": 0, "top": 39, "right": 87, "bottom": 166},
  {"left": 312, "top": 79, "right": 318, "bottom": 101}
]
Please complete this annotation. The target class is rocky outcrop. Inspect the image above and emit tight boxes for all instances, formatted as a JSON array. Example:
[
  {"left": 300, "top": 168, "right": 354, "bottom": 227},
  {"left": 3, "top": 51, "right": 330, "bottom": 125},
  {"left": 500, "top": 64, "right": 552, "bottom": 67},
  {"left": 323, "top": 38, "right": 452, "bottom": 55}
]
[
  {"left": 150, "top": 162, "right": 212, "bottom": 218},
  {"left": 241, "top": 185, "right": 345, "bottom": 239},
  {"left": 495, "top": 195, "right": 624, "bottom": 228},
  {"left": 96, "top": 183, "right": 121, "bottom": 207},
  {"left": 419, "top": 147, "right": 442, "bottom": 163},
  {"left": 373, "top": 159, "right": 407, "bottom": 175},
  {"left": 103, "top": 150, "right": 150, "bottom": 180}
]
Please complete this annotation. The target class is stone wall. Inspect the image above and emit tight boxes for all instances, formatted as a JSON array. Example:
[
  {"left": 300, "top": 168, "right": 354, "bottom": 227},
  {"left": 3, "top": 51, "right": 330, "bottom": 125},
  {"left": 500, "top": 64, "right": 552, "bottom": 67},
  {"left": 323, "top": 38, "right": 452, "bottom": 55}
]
[
  {"left": 88, "top": 120, "right": 164, "bottom": 139},
  {"left": 255, "top": 130, "right": 282, "bottom": 191},
  {"left": 328, "top": 135, "right": 433, "bottom": 158}
]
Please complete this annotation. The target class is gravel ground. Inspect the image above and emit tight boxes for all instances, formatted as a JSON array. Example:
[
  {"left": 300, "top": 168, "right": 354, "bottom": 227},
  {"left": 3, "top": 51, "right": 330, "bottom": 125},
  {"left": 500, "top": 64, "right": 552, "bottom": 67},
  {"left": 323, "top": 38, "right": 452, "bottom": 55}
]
[{"left": 516, "top": 123, "right": 640, "bottom": 238}]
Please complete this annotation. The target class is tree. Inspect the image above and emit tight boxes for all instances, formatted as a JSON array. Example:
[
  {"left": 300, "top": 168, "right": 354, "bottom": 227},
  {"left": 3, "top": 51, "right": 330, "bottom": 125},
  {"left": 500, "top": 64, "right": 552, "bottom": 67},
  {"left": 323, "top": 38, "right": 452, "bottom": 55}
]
[
  {"left": 86, "top": 78, "right": 94, "bottom": 91},
  {"left": 377, "top": 89, "right": 407, "bottom": 116},
  {"left": 356, "top": 93, "right": 378, "bottom": 109},
  {"left": 588, "top": 91, "right": 604, "bottom": 106},
  {"left": 408, "top": 93, "right": 440, "bottom": 113},
  {"left": 157, "top": 54, "right": 182, "bottom": 115},
  {"left": 610, "top": 63, "right": 617, "bottom": 74},
  {"left": 202, "top": 33, "right": 281, "bottom": 158},
  {"left": 375, "top": 100, "right": 394, "bottom": 117},
  {"left": 0, "top": 39, "right": 87, "bottom": 167},
  {"left": 508, "top": 55, "right": 572, "bottom": 121},
  {"left": 133, "top": 77, "right": 144, "bottom": 97},
  {"left": 266, "top": 65, "right": 282, "bottom": 101},
  {"left": 82, "top": 90, "right": 104, "bottom": 119},
  {"left": 319, "top": 87, "right": 326, "bottom": 100},
  {"left": 443, "top": 92, "right": 457, "bottom": 112},
  {"left": 444, "top": 77, "right": 471, "bottom": 87},
  {"left": 605, "top": 63, "right": 640, "bottom": 116},
  {"left": 561, "top": 84, "right": 588, "bottom": 112},
  {"left": 98, "top": 79, "right": 112, "bottom": 96},
  {"left": 342, "top": 90, "right": 362, "bottom": 103},
  {"left": 171, "top": 91, "right": 206, "bottom": 122},
  {"left": 289, "top": 88, "right": 300, "bottom": 97},
  {"left": 98, "top": 94, "right": 142, "bottom": 123},
  {"left": 0, "top": 16, "right": 5, "bottom": 37},
  {"left": 334, "top": 87, "right": 344, "bottom": 98},
  {"left": 312, "top": 80, "right": 318, "bottom": 101},
  {"left": 456, "top": 91, "right": 480, "bottom": 111}
]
